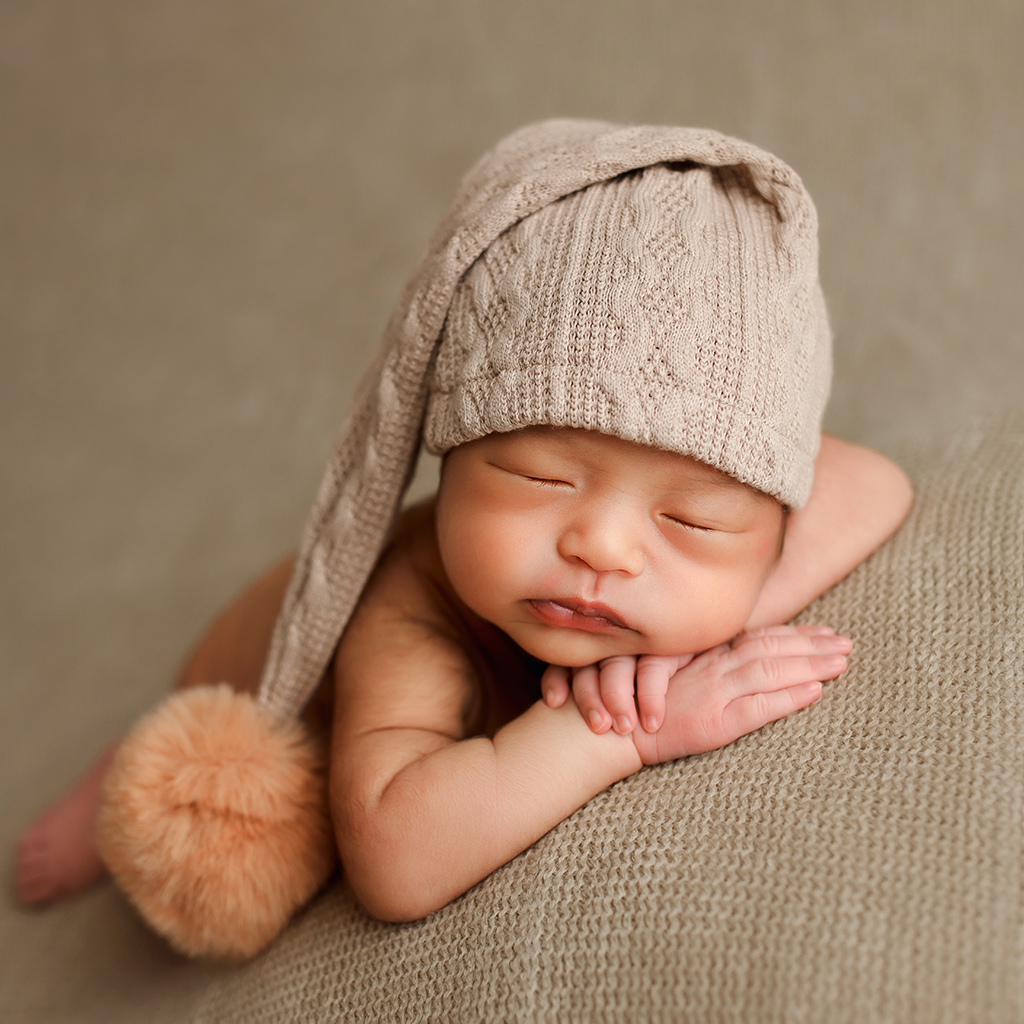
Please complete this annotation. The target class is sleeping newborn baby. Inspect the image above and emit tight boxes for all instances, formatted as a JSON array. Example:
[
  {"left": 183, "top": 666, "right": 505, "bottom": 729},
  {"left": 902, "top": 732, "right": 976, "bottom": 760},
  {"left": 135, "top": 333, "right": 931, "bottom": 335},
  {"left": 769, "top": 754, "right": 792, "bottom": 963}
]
[{"left": 17, "top": 121, "right": 912, "bottom": 956}]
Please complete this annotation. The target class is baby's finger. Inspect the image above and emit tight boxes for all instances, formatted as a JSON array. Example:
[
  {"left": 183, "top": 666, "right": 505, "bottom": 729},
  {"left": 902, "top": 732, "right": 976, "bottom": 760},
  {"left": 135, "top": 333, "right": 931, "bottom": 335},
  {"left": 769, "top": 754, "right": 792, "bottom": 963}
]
[
  {"left": 723, "top": 680, "right": 823, "bottom": 740},
  {"left": 571, "top": 664, "right": 611, "bottom": 734},
  {"left": 635, "top": 660, "right": 670, "bottom": 733},
  {"left": 739, "top": 624, "right": 836, "bottom": 641},
  {"left": 728, "top": 631, "right": 852, "bottom": 669},
  {"left": 732, "top": 652, "right": 848, "bottom": 696},
  {"left": 541, "top": 664, "right": 571, "bottom": 708},
  {"left": 598, "top": 656, "right": 639, "bottom": 735}
]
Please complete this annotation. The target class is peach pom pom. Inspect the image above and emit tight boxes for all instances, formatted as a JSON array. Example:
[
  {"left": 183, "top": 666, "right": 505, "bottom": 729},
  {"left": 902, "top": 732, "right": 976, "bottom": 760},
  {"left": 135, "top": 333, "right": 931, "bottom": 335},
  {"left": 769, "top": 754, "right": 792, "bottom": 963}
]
[{"left": 97, "top": 685, "right": 335, "bottom": 960}]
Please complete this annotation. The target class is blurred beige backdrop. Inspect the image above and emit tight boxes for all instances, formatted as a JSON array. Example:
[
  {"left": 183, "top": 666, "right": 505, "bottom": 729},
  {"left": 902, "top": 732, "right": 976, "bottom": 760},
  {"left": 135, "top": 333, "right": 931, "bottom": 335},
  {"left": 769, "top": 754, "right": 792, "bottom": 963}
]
[{"left": 2, "top": 1, "right": 1021, "bottom": 1020}]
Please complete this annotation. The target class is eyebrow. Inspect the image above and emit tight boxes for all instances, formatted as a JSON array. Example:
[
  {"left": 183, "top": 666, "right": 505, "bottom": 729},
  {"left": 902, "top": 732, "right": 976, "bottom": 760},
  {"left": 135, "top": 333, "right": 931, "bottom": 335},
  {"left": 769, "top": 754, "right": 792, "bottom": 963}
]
[
  {"left": 664, "top": 465, "right": 751, "bottom": 495},
  {"left": 678, "top": 471, "right": 740, "bottom": 491},
  {"left": 662, "top": 472, "right": 769, "bottom": 517}
]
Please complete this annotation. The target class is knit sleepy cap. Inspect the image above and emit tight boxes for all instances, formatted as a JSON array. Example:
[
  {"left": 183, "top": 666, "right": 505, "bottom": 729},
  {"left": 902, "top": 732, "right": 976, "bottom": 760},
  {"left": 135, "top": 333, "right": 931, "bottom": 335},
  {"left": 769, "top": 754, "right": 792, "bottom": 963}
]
[
  {"left": 257, "top": 120, "right": 832, "bottom": 722},
  {"left": 425, "top": 162, "right": 831, "bottom": 506}
]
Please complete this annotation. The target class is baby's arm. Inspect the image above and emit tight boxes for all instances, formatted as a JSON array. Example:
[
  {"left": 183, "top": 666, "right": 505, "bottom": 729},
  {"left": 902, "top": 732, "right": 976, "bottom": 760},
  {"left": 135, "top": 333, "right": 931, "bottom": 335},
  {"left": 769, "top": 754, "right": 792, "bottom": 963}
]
[
  {"left": 745, "top": 435, "right": 913, "bottom": 628},
  {"left": 329, "top": 549, "right": 640, "bottom": 922},
  {"left": 330, "top": 541, "right": 850, "bottom": 922}
]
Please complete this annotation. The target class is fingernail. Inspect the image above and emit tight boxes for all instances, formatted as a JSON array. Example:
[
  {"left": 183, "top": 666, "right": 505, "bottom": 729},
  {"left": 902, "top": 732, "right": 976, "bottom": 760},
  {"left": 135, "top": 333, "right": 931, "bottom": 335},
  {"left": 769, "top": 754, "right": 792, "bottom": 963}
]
[
  {"left": 614, "top": 715, "right": 633, "bottom": 735},
  {"left": 643, "top": 716, "right": 658, "bottom": 733},
  {"left": 828, "top": 656, "right": 847, "bottom": 672},
  {"left": 816, "top": 635, "right": 852, "bottom": 651},
  {"left": 587, "top": 710, "right": 604, "bottom": 730}
]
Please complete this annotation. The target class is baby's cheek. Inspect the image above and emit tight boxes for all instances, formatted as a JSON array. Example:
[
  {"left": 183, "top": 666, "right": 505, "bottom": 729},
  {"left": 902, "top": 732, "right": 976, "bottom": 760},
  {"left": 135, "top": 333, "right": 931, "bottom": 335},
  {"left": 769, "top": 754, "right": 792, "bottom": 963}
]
[
  {"left": 734, "top": 528, "right": 785, "bottom": 596},
  {"left": 445, "top": 518, "right": 527, "bottom": 615},
  {"left": 439, "top": 537, "right": 490, "bottom": 616},
  {"left": 737, "top": 519, "right": 784, "bottom": 566},
  {"left": 688, "top": 575, "right": 764, "bottom": 648}
]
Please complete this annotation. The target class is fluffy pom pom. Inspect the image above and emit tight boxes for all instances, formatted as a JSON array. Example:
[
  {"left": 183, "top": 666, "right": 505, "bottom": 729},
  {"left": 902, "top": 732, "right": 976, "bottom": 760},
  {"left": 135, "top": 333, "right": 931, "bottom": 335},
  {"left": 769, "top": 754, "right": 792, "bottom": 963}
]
[{"left": 97, "top": 685, "right": 335, "bottom": 960}]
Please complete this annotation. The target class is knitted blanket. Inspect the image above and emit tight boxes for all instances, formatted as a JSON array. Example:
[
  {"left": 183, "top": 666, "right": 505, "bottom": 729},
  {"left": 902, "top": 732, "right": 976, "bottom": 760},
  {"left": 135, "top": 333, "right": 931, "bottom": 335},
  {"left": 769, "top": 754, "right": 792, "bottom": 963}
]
[{"left": 190, "top": 420, "right": 1024, "bottom": 1023}]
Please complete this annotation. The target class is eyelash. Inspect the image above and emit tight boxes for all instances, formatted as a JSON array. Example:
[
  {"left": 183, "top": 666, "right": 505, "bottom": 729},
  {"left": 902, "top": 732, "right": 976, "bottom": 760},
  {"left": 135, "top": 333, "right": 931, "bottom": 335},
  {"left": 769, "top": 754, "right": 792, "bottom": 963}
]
[
  {"left": 523, "top": 475, "right": 570, "bottom": 488},
  {"left": 662, "top": 515, "right": 711, "bottom": 533}
]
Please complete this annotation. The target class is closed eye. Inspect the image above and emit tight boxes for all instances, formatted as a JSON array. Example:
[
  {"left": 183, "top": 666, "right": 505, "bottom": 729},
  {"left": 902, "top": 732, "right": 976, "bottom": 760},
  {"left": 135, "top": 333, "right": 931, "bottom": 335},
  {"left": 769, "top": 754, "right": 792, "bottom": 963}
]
[
  {"left": 486, "top": 461, "right": 573, "bottom": 488},
  {"left": 523, "top": 475, "right": 571, "bottom": 488},
  {"left": 661, "top": 514, "right": 713, "bottom": 532}
]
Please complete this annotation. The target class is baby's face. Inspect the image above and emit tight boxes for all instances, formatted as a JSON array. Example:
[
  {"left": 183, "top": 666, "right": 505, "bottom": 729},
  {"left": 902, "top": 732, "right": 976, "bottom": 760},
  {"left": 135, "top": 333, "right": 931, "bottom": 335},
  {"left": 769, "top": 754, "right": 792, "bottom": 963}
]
[{"left": 435, "top": 427, "right": 785, "bottom": 667}]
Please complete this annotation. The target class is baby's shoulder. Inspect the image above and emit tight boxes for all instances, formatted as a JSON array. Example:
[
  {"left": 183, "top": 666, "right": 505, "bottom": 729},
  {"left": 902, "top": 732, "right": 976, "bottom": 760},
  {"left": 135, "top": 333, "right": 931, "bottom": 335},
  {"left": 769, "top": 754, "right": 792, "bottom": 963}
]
[
  {"left": 336, "top": 497, "right": 540, "bottom": 736},
  {"left": 334, "top": 497, "right": 491, "bottom": 735},
  {"left": 359, "top": 499, "right": 452, "bottom": 620}
]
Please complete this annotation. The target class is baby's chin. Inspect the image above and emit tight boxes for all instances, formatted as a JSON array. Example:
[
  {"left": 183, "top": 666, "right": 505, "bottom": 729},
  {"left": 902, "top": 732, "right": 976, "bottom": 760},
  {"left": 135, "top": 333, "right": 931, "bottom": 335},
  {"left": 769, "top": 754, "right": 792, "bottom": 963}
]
[
  {"left": 510, "top": 626, "right": 646, "bottom": 668},
  {"left": 508, "top": 619, "right": 746, "bottom": 667}
]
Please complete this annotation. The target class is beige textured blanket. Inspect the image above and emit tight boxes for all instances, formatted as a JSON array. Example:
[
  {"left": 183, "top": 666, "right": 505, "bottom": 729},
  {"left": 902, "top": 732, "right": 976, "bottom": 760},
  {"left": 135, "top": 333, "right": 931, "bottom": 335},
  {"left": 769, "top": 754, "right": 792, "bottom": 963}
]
[{"left": 192, "top": 421, "right": 1024, "bottom": 1022}]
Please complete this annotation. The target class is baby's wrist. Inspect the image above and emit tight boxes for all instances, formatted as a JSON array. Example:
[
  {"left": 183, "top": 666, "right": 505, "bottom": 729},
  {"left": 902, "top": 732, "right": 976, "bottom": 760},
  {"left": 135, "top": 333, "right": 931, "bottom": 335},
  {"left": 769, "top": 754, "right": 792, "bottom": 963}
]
[
  {"left": 543, "top": 696, "right": 642, "bottom": 779},
  {"left": 629, "top": 725, "right": 662, "bottom": 766}
]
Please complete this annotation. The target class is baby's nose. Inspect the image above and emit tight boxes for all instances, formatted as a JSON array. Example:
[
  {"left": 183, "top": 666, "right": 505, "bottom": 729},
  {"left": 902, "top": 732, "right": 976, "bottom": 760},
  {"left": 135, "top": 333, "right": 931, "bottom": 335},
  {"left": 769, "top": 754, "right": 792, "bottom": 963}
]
[{"left": 557, "top": 507, "right": 645, "bottom": 577}]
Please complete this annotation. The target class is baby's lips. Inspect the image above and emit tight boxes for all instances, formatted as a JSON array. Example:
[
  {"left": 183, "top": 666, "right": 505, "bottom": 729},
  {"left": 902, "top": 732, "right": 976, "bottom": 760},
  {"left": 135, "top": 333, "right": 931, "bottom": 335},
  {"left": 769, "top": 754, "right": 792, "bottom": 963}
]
[{"left": 528, "top": 598, "right": 633, "bottom": 634}]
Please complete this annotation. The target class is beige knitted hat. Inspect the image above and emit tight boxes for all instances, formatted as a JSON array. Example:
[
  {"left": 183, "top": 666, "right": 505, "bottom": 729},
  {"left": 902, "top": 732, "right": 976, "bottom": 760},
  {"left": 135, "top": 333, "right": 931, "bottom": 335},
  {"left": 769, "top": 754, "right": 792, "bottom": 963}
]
[
  {"left": 426, "top": 161, "right": 830, "bottom": 505},
  {"left": 259, "top": 119, "right": 832, "bottom": 723}
]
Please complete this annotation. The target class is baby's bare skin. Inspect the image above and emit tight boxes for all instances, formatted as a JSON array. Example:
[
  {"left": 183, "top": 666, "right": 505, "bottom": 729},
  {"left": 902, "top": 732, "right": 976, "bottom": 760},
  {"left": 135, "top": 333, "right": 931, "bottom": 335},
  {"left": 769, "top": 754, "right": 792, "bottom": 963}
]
[
  {"left": 542, "top": 433, "right": 916, "bottom": 736},
  {"left": 15, "top": 430, "right": 911, "bottom": 917},
  {"left": 328, "top": 431, "right": 874, "bottom": 920},
  {"left": 15, "top": 746, "right": 118, "bottom": 906}
]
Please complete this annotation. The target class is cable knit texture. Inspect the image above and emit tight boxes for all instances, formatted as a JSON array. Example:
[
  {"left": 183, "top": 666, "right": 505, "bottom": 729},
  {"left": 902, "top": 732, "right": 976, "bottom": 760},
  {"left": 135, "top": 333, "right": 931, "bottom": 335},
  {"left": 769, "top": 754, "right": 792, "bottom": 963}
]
[
  {"left": 426, "top": 163, "right": 830, "bottom": 506},
  {"left": 258, "top": 120, "right": 830, "bottom": 723},
  {"left": 191, "top": 419, "right": 1024, "bottom": 1024}
]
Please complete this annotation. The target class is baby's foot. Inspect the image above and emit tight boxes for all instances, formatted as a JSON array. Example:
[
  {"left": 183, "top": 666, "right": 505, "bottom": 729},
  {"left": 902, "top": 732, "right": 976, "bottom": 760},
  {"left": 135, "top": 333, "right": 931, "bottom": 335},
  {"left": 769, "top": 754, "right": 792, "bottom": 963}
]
[{"left": 15, "top": 745, "right": 118, "bottom": 906}]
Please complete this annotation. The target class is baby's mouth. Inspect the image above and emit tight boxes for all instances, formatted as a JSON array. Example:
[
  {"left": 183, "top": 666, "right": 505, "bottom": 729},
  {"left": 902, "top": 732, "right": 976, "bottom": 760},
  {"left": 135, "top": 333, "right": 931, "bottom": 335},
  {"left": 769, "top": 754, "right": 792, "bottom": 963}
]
[{"left": 527, "top": 598, "right": 634, "bottom": 634}]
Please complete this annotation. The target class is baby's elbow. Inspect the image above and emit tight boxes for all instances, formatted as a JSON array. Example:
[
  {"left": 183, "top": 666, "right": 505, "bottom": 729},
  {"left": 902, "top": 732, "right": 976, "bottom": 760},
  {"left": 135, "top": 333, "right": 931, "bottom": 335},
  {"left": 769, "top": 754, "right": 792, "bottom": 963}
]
[
  {"left": 877, "top": 456, "right": 915, "bottom": 537},
  {"left": 349, "top": 870, "right": 441, "bottom": 924},
  {"left": 846, "top": 442, "right": 915, "bottom": 544},
  {"left": 333, "top": 814, "right": 452, "bottom": 923},
  {"left": 345, "top": 856, "right": 451, "bottom": 923}
]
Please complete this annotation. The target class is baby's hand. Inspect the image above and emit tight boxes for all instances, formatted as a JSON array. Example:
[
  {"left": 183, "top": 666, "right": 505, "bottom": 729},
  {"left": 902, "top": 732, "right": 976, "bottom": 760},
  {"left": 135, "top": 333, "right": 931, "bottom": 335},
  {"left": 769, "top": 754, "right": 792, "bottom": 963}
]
[
  {"left": 629, "top": 625, "right": 851, "bottom": 766},
  {"left": 542, "top": 654, "right": 695, "bottom": 735}
]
